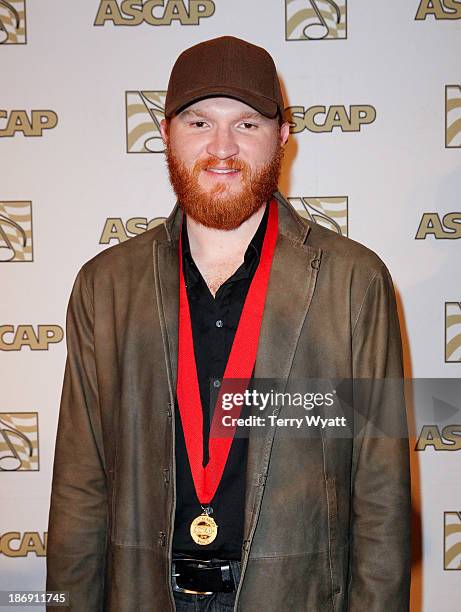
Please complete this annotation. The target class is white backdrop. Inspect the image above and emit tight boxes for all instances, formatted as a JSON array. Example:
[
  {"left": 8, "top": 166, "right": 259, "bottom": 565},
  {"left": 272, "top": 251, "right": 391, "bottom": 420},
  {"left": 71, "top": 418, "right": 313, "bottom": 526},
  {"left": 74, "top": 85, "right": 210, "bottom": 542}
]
[{"left": 1, "top": 1, "right": 460, "bottom": 610}]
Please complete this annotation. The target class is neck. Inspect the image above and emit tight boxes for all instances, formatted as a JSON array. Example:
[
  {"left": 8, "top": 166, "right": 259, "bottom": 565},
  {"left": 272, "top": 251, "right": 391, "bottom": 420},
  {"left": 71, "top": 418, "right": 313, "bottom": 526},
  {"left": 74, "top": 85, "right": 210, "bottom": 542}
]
[{"left": 185, "top": 203, "right": 267, "bottom": 263}]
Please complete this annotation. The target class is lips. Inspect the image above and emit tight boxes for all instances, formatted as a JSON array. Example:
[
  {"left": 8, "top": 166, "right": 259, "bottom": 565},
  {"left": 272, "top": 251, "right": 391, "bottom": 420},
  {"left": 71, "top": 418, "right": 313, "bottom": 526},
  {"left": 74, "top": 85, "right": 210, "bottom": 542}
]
[{"left": 206, "top": 168, "right": 240, "bottom": 174}]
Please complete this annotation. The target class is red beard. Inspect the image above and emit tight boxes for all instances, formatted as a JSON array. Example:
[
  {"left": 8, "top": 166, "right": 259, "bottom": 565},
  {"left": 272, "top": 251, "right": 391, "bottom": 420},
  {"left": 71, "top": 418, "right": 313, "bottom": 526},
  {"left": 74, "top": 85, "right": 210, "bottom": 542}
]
[{"left": 165, "top": 142, "right": 283, "bottom": 230}]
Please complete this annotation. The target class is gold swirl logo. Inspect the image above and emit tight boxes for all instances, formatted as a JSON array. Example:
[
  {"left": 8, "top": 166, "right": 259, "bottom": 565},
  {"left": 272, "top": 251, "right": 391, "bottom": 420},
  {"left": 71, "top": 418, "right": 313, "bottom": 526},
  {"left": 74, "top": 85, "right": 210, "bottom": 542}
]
[
  {"left": 0, "top": 201, "right": 32, "bottom": 261},
  {"left": 0, "top": 413, "right": 38, "bottom": 471},
  {"left": 445, "top": 302, "right": 461, "bottom": 363},
  {"left": 0, "top": 0, "right": 25, "bottom": 44},
  {"left": 285, "top": 0, "right": 346, "bottom": 40},
  {"left": 126, "top": 91, "right": 166, "bottom": 154},
  {"left": 444, "top": 512, "right": 461, "bottom": 570},
  {"left": 446, "top": 85, "right": 461, "bottom": 148},
  {"left": 289, "top": 196, "right": 348, "bottom": 236}
]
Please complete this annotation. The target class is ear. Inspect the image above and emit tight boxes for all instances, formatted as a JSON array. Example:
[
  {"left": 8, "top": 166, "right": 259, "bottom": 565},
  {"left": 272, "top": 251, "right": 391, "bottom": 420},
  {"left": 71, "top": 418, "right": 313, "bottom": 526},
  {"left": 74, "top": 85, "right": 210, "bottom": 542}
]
[
  {"left": 160, "top": 118, "right": 169, "bottom": 145},
  {"left": 279, "top": 121, "right": 290, "bottom": 147}
]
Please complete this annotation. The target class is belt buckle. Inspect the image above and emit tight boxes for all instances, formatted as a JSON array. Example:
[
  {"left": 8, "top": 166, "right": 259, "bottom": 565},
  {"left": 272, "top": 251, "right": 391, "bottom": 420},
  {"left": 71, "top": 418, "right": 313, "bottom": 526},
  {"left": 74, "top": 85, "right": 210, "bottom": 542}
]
[{"left": 171, "top": 560, "right": 214, "bottom": 595}]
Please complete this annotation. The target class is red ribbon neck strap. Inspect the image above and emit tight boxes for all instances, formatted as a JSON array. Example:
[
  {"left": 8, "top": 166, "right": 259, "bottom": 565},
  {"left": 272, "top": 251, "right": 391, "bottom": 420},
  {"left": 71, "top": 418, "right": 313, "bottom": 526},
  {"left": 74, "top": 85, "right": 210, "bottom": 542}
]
[{"left": 176, "top": 198, "right": 278, "bottom": 505}]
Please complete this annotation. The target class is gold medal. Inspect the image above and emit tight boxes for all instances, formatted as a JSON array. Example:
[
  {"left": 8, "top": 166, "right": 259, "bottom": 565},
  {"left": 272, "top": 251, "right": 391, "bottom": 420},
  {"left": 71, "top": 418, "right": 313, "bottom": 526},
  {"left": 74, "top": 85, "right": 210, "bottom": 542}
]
[{"left": 190, "top": 512, "right": 218, "bottom": 545}]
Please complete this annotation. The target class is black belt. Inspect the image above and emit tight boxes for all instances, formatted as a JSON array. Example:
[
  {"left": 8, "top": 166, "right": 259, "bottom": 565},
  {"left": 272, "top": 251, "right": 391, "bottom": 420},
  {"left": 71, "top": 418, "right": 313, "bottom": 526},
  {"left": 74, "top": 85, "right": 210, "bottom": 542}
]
[{"left": 171, "top": 557, "right": 238, "bottom": 594}]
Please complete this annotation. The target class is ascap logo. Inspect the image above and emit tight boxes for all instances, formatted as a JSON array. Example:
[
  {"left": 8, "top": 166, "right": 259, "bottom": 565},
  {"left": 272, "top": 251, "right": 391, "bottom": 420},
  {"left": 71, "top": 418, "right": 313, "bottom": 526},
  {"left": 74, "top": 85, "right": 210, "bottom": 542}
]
[
  {"left": 0, "top": 201, "right": 33, "bottom": 262},
  {"left": 0, "top": 532, "right": 46, "bottom": 557},
  {"left": 446, "top": 85, "right": 461, "bottom": 148},
  {"left": 94, "top": 0, "right": 215, "bottom": 26},
  {"left": 285, "top": 0, "right": 346, "bottom": 40},
  {"left": 445, "top": 302, "right": 461, "bottom": 362},
  {"left": 289, "top": 196, "right": 348, "bottom": 236},
  {"left": 415, "top": 425, "right": 461, "bottom": 450},
  {"left": 0, "top": 1, "right": 26, "bottom": 44},
  {"left": 100, "top": 216, "right": 166, "bottom": 244},
  {"left": 0, "top": 110, "right": 58, "bottom": 137},
  {"left": 286, "top": 105, "right": 376, "bottom": 133},
  {"left": 0, "top": 413, "right": 38, "bottom": 471},
  {"left": 0, "top": 325, "right": 63, "bottom": 351},
  {"left": 415, "top": 212, "right": 461, "bottom": 239},
  {"left": 444, "top": 512, "right": 461, "bottom": 570},
  {"left": 126, "top": 91, "right": 165, "bottom": 153},
  {"left": 415, "top": 0, "right": 461, "bottom": 20}
]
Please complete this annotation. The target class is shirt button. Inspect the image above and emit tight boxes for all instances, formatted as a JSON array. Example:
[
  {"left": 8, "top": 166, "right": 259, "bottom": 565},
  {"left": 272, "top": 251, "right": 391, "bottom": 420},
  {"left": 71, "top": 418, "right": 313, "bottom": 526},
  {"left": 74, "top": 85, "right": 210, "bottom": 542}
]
[
  {"left": 215, "top": 319, "right": 223, "bottom": 328},
  {"left": 213, "top": 379, "right": 221, "bottom": 388}
]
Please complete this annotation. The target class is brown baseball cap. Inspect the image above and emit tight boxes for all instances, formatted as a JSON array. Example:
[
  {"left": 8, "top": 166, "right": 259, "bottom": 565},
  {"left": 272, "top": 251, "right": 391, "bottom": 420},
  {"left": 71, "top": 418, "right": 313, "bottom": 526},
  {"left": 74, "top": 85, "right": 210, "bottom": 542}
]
[{"left": 165, "top": 36, "right": 284, "bottom": 119}]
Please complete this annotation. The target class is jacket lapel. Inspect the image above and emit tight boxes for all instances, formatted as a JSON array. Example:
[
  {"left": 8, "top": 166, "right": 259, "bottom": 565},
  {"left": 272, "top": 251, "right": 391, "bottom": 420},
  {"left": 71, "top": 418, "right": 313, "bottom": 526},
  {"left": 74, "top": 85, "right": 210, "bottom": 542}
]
[
  {"left": 153, "top": 238, "right": 180, "bottom": 402},
  {"left": 243, "top": 195, "right": 322, "bottom": 541},
  {"left": 152, "top": 203, "right": 184, "bottom": 402}
]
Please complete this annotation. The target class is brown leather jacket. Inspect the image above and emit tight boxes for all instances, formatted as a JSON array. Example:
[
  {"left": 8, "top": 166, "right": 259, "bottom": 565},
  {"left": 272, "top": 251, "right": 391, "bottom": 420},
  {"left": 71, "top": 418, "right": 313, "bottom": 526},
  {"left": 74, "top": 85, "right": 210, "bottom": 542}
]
[{"left": 46, "top": 192, "right": 411, "bottom": 611}]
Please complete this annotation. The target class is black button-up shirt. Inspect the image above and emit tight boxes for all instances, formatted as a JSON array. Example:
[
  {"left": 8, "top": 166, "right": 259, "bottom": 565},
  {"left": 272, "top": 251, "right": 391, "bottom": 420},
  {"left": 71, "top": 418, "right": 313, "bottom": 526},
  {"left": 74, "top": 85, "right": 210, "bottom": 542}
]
[{"left": 173, "top": 203, "right": 269, "bottom": 560}]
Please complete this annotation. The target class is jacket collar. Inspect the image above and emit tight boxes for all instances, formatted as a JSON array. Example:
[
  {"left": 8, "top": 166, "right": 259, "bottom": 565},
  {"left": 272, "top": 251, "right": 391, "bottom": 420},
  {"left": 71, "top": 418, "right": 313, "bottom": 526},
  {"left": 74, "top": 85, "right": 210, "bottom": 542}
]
[{"left": 163, "top": 190, "right": 312, "bottom": 248}]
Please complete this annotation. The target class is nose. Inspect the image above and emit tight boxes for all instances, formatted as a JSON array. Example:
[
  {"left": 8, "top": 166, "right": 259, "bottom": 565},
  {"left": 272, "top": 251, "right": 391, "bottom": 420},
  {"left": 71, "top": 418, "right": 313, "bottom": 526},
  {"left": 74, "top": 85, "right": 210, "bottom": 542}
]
[{"left": 206, "top": 125, "right": 239, "bottom": 160}]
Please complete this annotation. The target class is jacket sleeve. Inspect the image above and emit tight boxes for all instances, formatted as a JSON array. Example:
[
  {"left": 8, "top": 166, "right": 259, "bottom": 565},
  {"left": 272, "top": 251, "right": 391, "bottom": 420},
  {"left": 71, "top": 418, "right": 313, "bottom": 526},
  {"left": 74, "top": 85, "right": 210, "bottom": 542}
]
[
  {"left": 46, "top": 265, "right": 107, "bottom": 611},
  {"left": 347, "top": 264, "right": 411, "bottom": 611}
]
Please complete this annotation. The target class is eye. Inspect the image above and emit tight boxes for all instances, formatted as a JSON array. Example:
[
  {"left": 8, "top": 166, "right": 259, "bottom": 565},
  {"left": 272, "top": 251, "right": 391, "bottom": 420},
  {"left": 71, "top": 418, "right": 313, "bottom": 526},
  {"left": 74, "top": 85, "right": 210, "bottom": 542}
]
[
  {"left": 191, "top": 121, "right": 208, "bottom": 128},
  {"left": 240, "top": 122, "right": 257, "bottom": 130}
]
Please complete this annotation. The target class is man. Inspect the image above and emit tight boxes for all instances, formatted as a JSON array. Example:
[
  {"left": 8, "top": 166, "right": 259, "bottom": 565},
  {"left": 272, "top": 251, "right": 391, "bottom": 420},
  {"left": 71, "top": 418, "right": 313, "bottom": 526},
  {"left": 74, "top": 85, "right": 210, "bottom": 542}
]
[{"left": 46, "top": 36, "right": 411, "bottom": 611}]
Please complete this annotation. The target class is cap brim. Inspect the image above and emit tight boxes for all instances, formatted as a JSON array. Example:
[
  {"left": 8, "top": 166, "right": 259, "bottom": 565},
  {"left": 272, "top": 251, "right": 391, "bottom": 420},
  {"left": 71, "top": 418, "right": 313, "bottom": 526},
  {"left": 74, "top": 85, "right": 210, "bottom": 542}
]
[{"left": 165, "top": 85, "right": 279, "bottom": 119}]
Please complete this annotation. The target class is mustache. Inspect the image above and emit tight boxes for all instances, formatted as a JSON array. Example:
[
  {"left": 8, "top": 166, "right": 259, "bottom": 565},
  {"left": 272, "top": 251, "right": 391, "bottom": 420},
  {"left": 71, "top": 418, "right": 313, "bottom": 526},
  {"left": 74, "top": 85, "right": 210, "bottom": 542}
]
[{"left": 192, "top": 157, "right": 249, "bottom": 176}]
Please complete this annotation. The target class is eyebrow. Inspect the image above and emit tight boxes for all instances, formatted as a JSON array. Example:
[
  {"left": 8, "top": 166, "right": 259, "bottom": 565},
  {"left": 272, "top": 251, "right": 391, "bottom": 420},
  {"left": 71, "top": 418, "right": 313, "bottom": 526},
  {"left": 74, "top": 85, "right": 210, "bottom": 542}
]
[
  {"left": 177, "top": 109, "right": 205, "bottom": 120},
  {"left": 239, "top": 111, "right": 264, "bottom": 121}
]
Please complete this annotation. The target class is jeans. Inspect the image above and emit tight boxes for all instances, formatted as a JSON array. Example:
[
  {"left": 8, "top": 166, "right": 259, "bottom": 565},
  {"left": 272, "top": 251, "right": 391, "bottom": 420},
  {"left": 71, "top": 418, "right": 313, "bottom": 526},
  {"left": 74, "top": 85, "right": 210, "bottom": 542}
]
[{"left": 172, "top": 560, "right": 241, "bottom": 611}]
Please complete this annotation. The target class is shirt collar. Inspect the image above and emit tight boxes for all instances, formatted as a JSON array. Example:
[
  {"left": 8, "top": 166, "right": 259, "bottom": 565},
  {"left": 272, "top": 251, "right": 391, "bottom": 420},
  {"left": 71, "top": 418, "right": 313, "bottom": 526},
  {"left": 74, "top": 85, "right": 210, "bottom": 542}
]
[{"left": 181, "top": 203, "right": 269, "bottom": 287}]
